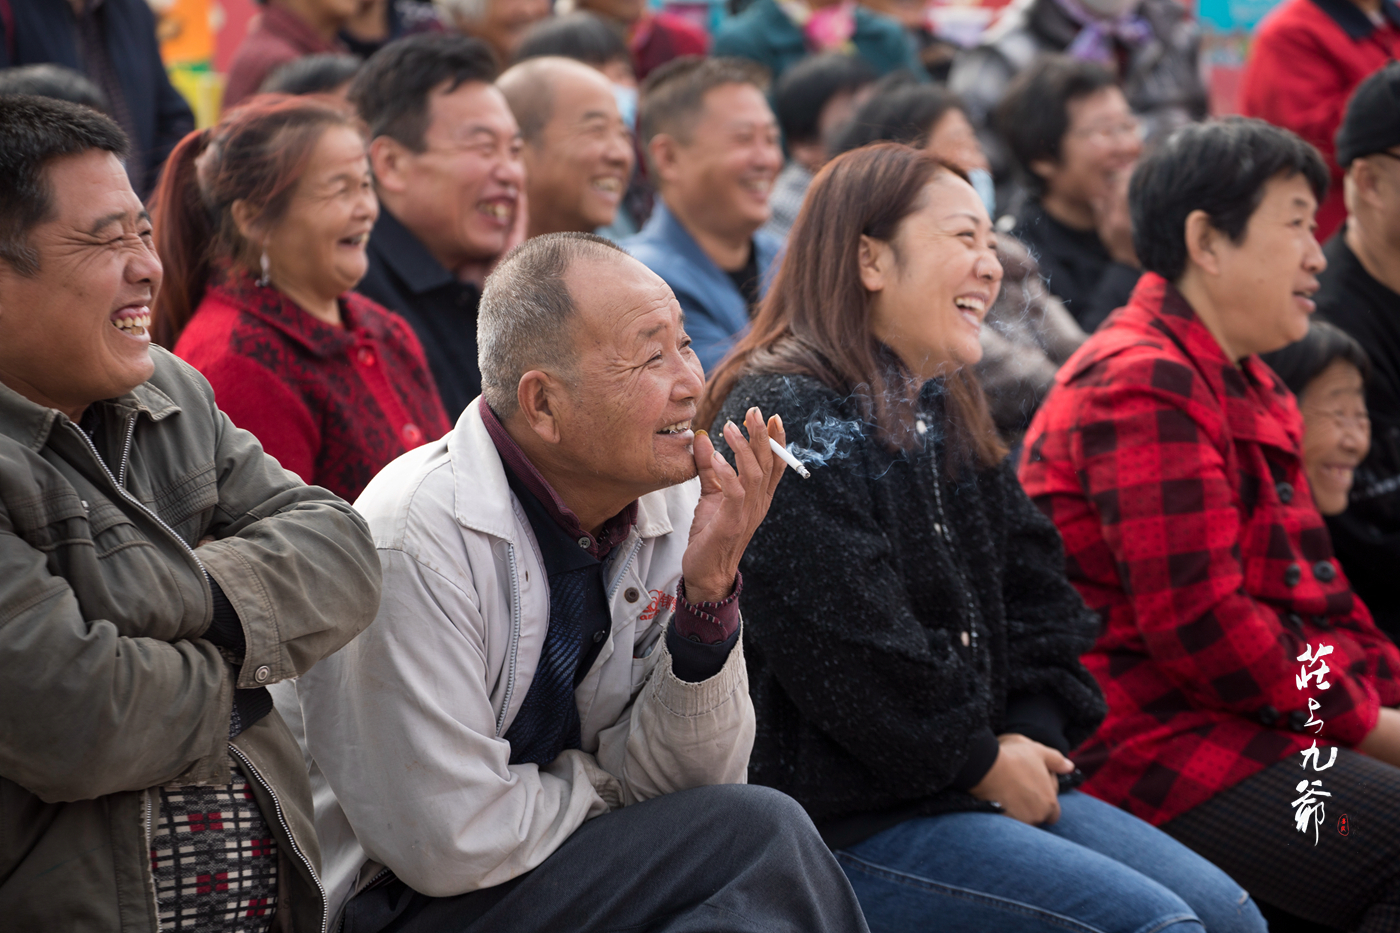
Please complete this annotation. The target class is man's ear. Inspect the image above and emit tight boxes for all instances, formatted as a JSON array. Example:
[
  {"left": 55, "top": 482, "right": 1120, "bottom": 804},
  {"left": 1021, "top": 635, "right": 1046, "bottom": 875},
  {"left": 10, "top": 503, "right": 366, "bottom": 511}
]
[
  {"left": 1029, "top": 158, "right": 1058, "bottom": 187},
  {"left": 517, "top": 370, "right": 564, "bottom": 445},
  {"left": 1183, "top": 209, "right": 1222, "bottom": 277},
  {"left": 857, "top": 234, "right": 891, "bottom": 293},
  {"left": 368, "top": 136, "right": 410, "bottom": 196},
  {"left": 648, "top": 133, "right": 682, "bottom": 188}
]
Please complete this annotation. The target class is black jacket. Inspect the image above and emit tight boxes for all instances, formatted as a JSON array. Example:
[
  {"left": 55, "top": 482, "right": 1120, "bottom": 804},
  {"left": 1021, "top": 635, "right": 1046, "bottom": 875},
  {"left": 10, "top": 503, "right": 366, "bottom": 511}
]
[
  {"left": 1010, "top": 199, "right": 1141, "bottom": 333},
  {"left": 1, "top": 0, "right": 195, "bottom": 198},
  {"left": 356, "top": 208, "right": 483, "bottom": 423},
  {"left": 1316, "top": 231, "right": 1400, "bottom": 641},
  {"left": 712, "top": 372, "right": 1105, "bottom": 847}
]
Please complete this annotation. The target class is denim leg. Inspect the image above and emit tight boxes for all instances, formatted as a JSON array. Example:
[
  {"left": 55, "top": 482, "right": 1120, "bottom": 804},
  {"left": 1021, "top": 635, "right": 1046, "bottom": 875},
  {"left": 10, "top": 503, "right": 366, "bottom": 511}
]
[
  {"left": 1042, "top": 792, "right": 1267, "bottom": 933},
  {"left": 837, "top": 809, "right": 1205, "bottom": 933}
]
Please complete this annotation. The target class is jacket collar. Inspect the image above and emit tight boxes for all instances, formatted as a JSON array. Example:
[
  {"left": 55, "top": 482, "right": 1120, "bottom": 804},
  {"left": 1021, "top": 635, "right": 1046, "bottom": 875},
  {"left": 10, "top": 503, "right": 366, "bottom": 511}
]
[
  {"left": 256, "top": 5, "right": 345, "bottom": 54},
  {"left": 1309, "top": 0, "right": 1400, "bottom": 38},
  {"left": 1089, "top": 273, "right": 1300, "bottom": 450},
  {"left": 0, "top": 351, "right": 182, "bottom": 452},
  {"left": 206, "top": 262, "right": 388, "bottom": 359},
  {"left": 640, "top": 200, "right": 781, "bottom": 299},
  {"left": 368, "top": 208, "right": 461, "bottom": 297},
  {"left": 448, "top": 398, "right": 676, "bottom": 548}
]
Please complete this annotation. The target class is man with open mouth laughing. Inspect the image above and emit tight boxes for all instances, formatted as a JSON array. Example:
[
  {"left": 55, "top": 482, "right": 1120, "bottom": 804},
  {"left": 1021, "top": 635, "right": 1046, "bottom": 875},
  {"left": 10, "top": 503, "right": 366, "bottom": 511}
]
[
  {"left": 352, "top": 34, "right": 527, "bottom": 422},
  {"left": 284, "top": 232, "right": 871, "bottom": 933},
  {"left": 0, "top": 95, "right": 381, "bottom": 933}
]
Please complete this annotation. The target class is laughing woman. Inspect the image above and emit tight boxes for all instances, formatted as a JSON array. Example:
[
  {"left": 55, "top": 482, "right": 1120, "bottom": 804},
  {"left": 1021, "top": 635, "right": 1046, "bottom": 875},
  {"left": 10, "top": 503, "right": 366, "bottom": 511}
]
[
  {"left": 150, "top": 95, "right": 450, "bottom": 502},
  {"left": 698, "top": 142, "right": 1266, "bottom": 932}
]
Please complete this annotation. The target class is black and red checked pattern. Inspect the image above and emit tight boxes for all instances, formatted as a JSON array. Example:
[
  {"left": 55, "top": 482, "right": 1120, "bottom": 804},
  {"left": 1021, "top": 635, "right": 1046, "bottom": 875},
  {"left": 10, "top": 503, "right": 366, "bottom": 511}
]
[
  {"left": 1019, "top": 273, "right": 1400, "bottom": 827},
  {"left": 150, "top": 756, "right": 278, "bottom": 933}
]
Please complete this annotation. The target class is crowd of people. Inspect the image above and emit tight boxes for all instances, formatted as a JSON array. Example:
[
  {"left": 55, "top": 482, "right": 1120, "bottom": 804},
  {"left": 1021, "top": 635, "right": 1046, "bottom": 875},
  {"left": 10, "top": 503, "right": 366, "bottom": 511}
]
[{"left": 4, "top": 0, "right": 1400, "bottom": 931}]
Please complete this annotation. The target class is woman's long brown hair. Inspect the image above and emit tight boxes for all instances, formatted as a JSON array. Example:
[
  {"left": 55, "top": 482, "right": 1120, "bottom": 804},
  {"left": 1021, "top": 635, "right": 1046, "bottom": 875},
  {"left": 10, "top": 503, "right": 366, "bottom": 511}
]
[{"left": 698, "top": 142, "right": 1006, "bottom": 469}]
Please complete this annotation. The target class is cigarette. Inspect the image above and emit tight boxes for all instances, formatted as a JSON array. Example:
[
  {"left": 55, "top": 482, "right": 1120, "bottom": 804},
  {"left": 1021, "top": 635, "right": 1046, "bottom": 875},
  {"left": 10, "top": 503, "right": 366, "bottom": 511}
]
[{"left": 768, "top": 437, "right": 811, "bottom": 479}]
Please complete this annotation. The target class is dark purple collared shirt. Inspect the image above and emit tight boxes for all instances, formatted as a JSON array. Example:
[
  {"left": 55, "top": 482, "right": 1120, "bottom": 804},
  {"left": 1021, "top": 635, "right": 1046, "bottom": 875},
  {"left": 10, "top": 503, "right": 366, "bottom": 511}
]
[{"left": 480, "top": 398, "right": 739, "bottom": 645}]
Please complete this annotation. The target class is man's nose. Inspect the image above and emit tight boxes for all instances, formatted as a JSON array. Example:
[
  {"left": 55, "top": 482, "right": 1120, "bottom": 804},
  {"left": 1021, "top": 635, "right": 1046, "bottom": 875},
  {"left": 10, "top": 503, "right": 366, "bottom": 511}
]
[{"left": 130, "top": 237, "right": 163, "bottom": 286}]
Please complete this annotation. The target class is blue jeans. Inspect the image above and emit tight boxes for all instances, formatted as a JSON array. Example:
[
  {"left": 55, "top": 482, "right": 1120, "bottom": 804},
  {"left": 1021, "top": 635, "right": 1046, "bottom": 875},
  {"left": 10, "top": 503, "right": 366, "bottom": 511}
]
[{"left": 836, "top": 791, "right": 1266, "bottom": 933}]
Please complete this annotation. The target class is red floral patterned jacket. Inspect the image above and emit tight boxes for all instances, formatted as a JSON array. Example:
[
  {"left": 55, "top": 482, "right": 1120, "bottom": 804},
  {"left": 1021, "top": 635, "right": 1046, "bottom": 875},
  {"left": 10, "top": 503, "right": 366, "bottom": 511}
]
[
  {"left": 1019, "top": 273, "right": 1400, "bottom": 826},
  {"left": 175, "top": 264, "right": 450, "bottom": 504}
]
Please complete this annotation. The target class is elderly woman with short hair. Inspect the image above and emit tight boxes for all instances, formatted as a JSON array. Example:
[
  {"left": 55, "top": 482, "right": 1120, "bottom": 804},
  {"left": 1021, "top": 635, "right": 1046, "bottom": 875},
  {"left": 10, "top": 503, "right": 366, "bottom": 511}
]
[
  {"left": 0, "top": 95, "right": 380, "bottom": 932},
  {"left": 1021, "top": 118, "right": 1400, "bottom": 929},
  {"left": 150, "top": 95, "right": 450, "bottom": 503}
]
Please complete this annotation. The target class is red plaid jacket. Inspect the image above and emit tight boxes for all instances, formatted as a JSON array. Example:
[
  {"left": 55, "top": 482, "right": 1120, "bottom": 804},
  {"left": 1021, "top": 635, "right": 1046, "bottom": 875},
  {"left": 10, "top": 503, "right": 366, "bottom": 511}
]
[{"left": 1019, "top": 273, "right": 1400, "bottom": 826}]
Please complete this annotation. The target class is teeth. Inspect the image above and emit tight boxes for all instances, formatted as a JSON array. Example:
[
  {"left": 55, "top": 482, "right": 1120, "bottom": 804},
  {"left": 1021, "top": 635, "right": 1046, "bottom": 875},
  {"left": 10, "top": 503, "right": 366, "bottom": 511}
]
[
  {"left": 111, "top": 310, "right": 151, "bottom": 335},
  {"left": 481, "top": 203, "right": 512, "bottom": 221},
  {"left": 658, "top": 420, "right": 692, "bottom": 435},
  {"left": 954, "top": 297, "right": 985, "bottom": 312},
  {"left": 592, "top": 178, "right": 623, "bottom": 193}
]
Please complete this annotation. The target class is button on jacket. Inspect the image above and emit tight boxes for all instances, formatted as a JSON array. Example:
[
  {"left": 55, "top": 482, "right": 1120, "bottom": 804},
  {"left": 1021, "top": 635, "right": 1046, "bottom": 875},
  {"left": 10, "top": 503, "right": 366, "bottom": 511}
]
[
  {"left": 1020, "top": 273, "right": 1400, "bottom": 827},
  {"left": 0, "top": 347, "right": 381, "bottom": 931},
  {"left": 356, "top": 208, "right": 484, "bottom": 423}
]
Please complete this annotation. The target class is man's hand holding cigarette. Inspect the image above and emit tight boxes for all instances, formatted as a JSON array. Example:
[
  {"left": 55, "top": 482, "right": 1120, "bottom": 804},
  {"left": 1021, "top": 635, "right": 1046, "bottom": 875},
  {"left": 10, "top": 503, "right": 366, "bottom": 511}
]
[{"left": 682, "top": 407, "right": 787, "bottom": 603}]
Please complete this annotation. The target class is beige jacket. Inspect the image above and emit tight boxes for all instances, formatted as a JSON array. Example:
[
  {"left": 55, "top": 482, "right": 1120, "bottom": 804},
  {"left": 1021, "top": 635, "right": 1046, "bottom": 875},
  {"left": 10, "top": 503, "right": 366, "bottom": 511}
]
[{"left": 278, "top": 400, "right": 755, "bottom": 919}]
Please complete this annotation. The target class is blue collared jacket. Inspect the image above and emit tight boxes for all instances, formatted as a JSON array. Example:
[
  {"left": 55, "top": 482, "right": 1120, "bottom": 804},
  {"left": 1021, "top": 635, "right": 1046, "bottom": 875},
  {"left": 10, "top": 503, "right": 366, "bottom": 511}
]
[{"left": 623, "top": 201, "right": 781, "bottom": 372}]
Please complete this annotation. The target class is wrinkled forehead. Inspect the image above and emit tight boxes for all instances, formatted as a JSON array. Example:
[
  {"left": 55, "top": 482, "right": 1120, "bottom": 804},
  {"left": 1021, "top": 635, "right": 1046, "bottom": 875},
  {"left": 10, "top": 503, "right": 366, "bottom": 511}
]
[
  {"left": 44, "top": 149, "right": 144, "bottom": 232},
  {"left": 566, "top": 252, "right": 681, "bottom": 345}
]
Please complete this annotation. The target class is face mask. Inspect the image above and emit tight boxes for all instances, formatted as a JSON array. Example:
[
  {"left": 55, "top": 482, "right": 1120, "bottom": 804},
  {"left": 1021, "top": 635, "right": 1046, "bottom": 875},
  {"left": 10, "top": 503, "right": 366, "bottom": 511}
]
[
  {"left": 968, "top": 167, "right": 996, "bottom": 217},
  {"left": 613, "top": 83, "right": 638, "bottom": 132}
]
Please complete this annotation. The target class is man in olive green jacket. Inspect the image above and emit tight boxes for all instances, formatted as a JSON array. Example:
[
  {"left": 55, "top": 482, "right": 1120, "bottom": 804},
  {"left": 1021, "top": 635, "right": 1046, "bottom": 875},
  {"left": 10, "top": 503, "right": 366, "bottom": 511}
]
[{"left": 0, "top": 96, "right": 381, "bottom": 931}]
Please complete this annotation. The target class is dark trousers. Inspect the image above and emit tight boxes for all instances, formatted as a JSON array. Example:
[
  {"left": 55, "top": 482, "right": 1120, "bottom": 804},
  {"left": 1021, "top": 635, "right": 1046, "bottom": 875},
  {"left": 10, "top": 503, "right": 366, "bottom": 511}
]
[
  {"left": 1161, "top": 747, "right": 1400, "bottom": 932},
  {"left": 340, "top": 784, "right": 869, "bottom": 933}
]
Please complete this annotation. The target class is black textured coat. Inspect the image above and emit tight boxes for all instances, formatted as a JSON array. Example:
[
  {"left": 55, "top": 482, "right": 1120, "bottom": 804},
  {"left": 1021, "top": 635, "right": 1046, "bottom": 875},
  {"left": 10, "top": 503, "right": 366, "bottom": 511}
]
[{"left": 713, "top": 372, "right": 1106, "bottom": 846}]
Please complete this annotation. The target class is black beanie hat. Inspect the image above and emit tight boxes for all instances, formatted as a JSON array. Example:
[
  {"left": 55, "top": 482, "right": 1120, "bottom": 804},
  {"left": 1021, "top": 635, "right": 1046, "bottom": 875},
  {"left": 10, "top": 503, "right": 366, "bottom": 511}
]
[{"left": 1336, "top": 62, "right": 1400, "bottom": 168}]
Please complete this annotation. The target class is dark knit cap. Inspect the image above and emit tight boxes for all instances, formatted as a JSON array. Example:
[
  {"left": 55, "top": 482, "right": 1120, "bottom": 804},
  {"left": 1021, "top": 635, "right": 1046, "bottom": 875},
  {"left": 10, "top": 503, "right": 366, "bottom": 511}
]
[{"left": 1336, "top": 62, "right": 1400, "bottom": 168}]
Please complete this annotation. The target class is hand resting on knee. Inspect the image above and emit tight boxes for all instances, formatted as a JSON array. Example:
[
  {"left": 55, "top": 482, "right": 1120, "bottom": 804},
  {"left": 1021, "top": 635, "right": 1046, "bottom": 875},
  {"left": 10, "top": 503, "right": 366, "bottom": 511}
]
[{"left": 970, "top": 733, "right": 1076, "bottom": 825}]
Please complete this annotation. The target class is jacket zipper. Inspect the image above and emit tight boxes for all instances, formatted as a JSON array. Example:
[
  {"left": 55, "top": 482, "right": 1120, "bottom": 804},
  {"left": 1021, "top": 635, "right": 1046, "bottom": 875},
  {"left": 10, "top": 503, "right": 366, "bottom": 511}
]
[
  {"left": 69, "top": 417, "right": 208, "bottom": 578},
  {"left": 606, "top": 537, "right": 645, "bottom": 601},
  {"left": 142, "top": 789, "right": 159, "bottom": 921},
  {"left": 229, "top": 743, "right": 329, "bottom": 933},
  {"left": 495, "top": 543, "right": 523, "bottom": 737}
]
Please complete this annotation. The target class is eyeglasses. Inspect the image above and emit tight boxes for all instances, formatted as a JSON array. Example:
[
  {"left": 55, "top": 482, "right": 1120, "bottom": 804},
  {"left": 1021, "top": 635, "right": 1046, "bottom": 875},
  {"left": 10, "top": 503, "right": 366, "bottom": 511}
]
[
  {"left": 1069, "top": 120, "right": 1143, "bottom": 145},
  {"left": 1302, "top": 406, "right": 1371, "bottom": 434}
]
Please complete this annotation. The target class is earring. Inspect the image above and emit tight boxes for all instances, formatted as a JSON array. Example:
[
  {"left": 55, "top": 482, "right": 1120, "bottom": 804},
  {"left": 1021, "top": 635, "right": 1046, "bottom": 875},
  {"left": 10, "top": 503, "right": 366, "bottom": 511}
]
[{"left": 257, "top": 250, "right": 271, "bottom": 288}]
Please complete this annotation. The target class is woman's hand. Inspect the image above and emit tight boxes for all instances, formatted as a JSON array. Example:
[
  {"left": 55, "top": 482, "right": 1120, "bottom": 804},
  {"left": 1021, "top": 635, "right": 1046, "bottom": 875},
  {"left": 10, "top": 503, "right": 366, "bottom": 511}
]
[
  {"left": 970, "top": 733, "right": 1075, "bottom": 826},
  {"left": 681, "top": 407, "right": 787, "bottom": 603}
]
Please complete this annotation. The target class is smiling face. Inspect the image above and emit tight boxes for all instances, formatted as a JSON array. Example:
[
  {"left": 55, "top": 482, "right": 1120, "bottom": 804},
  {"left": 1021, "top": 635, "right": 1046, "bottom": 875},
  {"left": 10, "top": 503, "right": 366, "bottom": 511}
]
[
  {"left": 385, "top": 80, "right": 525, "bottom": 273},
  {"left": 659, "top": 82, "right": 783, "bottom": 242},
  {"left": 263, "top": 125, "right": 378, "bottom": 304},
  {"left": 522, "top": 67, "right": 635, "bottom": 236},
  {"left": 862, "top": 172, "right": 1003, "bottom": 379},
  {"left": 1207, "top": 172, "right": 1327, "bottom": 359},
  {"left": 553, "top": 255, "right": 706, "bottom": 498},
  {"left": 1035, "top": 86, "right": 1141, "bottom": 212},
  {"left": 0, "top": 149, "right": 160, "bottom": 419},
  {"left": 1298, "top": 359, "right": 1370, "bottom": 515}
]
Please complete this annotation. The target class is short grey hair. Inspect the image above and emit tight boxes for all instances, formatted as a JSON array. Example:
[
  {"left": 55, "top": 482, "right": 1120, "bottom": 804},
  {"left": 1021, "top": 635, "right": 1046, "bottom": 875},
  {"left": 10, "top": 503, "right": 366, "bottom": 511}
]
[{"left": 478, "top": 232, "right": 627, "bottom": 417}]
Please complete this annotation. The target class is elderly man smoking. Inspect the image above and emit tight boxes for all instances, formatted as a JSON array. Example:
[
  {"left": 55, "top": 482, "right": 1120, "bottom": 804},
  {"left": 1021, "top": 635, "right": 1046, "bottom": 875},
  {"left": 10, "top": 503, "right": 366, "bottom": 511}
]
[{"left": 282, "top": 232, "right": 870, "bottom": 933}]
